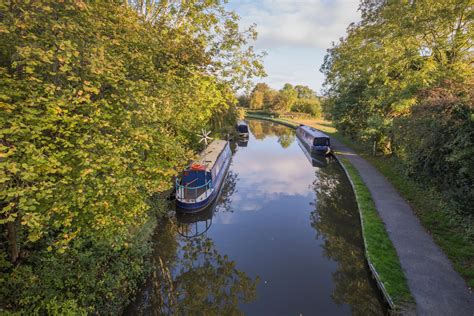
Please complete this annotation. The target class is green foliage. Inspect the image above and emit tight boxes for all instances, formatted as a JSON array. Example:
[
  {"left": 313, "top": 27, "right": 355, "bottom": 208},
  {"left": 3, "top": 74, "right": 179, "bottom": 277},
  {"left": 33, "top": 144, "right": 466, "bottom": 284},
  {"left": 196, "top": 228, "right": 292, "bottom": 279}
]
[
  {"left": 394, "top": 84, "right": 473, "bottom": 215},
  {"left": 0, "top": 0, "right": 263, "bottom": 313},
  {"left": 247, "top": 82, "right": 320, "bottom": 116},
  {"left": 322, "top": 0, "right": 473, "bottom": 211},
  {"left": 291, "top": 98, "right": 322, "bottom": 117},
  {"left": 249, "top": 83, "right": 271, "bottom": 109},
  {"left": 272, "top": 83, "right": 298, "bottom": 112}
]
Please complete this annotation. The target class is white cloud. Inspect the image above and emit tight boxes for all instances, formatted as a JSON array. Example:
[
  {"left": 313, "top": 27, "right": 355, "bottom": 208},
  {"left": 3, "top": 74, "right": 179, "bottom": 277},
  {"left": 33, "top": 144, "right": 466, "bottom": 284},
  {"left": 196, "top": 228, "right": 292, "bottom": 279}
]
[{"left": 233, "top": 0, "right": 361, "bottom": 50}]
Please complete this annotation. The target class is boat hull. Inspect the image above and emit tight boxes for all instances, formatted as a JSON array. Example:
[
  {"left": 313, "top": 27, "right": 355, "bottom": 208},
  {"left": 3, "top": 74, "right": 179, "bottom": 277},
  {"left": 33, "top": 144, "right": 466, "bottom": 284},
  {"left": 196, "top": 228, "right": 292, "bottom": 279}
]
[{"left": 176, "top": 148, "right": 231, "bottom": 213}]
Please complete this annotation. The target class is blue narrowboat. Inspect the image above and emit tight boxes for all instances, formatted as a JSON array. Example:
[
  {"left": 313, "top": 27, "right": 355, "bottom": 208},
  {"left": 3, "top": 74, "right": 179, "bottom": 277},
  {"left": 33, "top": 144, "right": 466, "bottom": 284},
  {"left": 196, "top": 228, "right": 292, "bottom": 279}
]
[
  {"left": 175, "top": 140, "right": 231, "bottom": 212},
  {"left": 296, "top": 124, "right": 331, "bottom": 155},
  {"left": 236, "top": 121, "right": 249, "bottom": 138}
]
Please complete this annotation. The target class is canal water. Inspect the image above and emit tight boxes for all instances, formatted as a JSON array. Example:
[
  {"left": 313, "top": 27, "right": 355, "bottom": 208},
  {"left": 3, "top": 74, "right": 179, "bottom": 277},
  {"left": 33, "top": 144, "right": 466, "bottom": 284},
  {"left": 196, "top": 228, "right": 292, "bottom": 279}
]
[{"left": 125, "top": 120, "right": 386, "bottom": 315}]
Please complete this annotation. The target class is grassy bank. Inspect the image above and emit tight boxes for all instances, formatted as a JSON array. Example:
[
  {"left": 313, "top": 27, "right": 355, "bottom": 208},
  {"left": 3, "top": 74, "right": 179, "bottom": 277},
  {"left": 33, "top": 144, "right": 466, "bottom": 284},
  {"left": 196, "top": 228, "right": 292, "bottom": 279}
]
[
  {"left": 246, "top": 110, "right": 473, "bottom": 289},
  {"left": 339, "top": 158, "right": 413, "bottom": 307}
]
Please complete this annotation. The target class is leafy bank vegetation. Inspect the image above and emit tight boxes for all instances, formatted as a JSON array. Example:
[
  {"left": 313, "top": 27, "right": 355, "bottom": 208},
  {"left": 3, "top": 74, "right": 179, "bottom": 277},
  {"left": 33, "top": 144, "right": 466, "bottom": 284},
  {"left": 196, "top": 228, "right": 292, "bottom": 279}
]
[
  {"left": 0, "top": 0, "right": 263, "bottom": 313},
  {"left": 239, "top": 83, "right": 323, "bottom": 117},
  {"left": 321, "top": 0, "right": 473, "bottom": 286}
]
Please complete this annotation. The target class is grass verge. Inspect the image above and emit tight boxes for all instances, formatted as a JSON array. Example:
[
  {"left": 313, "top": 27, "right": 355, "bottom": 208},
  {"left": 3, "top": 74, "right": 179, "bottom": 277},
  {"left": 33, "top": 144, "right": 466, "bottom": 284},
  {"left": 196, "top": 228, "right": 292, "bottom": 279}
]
[{"left": 339, "top": 158, "right": 413, "bottom": 307}]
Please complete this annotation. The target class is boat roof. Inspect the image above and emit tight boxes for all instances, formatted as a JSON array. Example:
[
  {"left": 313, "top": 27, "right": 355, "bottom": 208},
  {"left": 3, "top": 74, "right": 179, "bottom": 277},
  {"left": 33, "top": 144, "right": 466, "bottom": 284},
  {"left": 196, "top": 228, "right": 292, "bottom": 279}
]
[
  {"left": 297, "top": 125, "right": 330, "bottom": 138},
  {"left": 237, "top": 120, "right": 248, "bottom": 126},
  {"left": 196, "top": 139, "right": 228, "bottom": 171}
]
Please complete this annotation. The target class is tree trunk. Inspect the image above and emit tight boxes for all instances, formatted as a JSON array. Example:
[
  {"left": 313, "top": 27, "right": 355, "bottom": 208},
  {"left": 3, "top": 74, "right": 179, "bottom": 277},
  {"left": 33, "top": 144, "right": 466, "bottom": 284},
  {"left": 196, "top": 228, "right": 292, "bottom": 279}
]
[{"left": 7, "top": 220, "right": 19, "bottom": 264}]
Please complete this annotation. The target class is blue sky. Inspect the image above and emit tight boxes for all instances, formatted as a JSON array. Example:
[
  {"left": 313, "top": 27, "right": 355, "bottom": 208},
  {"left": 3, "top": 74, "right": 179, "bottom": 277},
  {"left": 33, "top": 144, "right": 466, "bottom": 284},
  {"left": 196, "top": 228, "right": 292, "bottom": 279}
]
[{"left": 226, "top": 0, "right": 361, "bottom": 94}]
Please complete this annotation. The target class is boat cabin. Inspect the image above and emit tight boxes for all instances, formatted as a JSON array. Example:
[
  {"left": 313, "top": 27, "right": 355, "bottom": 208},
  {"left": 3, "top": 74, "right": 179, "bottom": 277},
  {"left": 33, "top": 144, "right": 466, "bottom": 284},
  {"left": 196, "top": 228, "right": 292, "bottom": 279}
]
[
  {"left": 176, "top": 140, "right": 231, "bottom": 211},
  {"left": 296, "top": 125, "right": 331, "bottom": 155},
  {"left": 236, "top": 121, "right": 249, "bottom": 137}
]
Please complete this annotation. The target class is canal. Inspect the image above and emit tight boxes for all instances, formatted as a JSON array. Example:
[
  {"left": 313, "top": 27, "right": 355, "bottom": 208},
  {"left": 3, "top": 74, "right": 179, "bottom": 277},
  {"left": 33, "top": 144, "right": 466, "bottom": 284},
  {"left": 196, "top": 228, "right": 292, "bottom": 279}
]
[{"left": 125, "top": 120, "right": 387, "bottom": 315}]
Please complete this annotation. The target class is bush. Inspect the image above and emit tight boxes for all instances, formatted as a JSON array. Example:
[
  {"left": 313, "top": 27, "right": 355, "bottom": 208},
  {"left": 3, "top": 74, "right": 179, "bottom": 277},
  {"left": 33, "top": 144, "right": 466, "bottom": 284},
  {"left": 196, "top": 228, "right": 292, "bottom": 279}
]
[
  {"left": 291, "top": 98, "right": 322, "bottom": 117},
  {"left": 394, "top": 85, "right": 474, "bottom": 215}
]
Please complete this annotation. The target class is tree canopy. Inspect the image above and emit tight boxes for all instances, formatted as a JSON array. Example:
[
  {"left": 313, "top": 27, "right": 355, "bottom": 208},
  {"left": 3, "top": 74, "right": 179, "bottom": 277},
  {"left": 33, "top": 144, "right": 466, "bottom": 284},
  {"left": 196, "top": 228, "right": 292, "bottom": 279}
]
[
  {"left": 245, "top": 82, "right": 322, "bottom": 117},
  {"left": 321, "top": 0, "right": 473, "bottom": 213}
]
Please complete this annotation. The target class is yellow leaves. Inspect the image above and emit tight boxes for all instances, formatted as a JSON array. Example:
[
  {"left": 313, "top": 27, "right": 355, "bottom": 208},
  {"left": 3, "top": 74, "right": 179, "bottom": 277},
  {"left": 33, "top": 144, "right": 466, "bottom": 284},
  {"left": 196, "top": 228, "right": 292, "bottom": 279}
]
[
  {"left": 24, "top": 66, "right": 35, "bottom": 74},
  {"left": 80, "top": 168, "right": 94, "bottom": 178},
  {"left": 0, "top": 24, "right": 9, "bottom": 34}
]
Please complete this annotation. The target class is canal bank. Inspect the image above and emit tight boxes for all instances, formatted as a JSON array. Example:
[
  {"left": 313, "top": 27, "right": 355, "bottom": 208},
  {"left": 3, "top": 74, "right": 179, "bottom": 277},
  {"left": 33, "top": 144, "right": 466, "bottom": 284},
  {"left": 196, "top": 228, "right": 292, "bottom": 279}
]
[{"left": 246, "top": 113, "right": 474, "bottom": 315}]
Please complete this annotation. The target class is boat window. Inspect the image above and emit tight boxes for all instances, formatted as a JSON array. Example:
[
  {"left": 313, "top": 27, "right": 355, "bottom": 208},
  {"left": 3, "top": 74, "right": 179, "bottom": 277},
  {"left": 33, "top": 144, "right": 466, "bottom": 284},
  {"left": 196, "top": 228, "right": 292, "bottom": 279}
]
[
  {"left": 314, "top": 137, "right": 330, "bottom": 146},
  {"left": 238, "top": 125, "right": 248, "bottom": 133}
]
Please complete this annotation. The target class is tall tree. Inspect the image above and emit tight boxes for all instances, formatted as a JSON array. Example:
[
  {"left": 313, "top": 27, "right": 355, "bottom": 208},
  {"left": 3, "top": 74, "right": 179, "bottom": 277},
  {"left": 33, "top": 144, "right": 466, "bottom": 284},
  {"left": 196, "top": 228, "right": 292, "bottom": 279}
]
[
  {"left": 272, "top": 83, "right": 298, "bottom": 112},
  {"left": 249, "top": 83, "right": 271, "bottom": 109}
]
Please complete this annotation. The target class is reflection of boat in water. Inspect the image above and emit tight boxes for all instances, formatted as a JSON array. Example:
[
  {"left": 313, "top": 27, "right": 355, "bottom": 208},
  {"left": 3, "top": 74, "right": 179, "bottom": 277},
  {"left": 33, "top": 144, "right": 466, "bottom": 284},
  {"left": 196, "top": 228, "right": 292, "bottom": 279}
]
[
  {"left": 296, "top": 137, "right": 332, "bottom": 168},
  {"left": 175, "top": 140, "right": 231, "bottom": 212},
  {"left": 296, "top": 124, "right": 331, "bottom": 155},
  {"left": 176, "top": 204, "right": 215, "bottom": 238},
  {"left": 237, "top": 138, "right": 248, "bottom": 147}
]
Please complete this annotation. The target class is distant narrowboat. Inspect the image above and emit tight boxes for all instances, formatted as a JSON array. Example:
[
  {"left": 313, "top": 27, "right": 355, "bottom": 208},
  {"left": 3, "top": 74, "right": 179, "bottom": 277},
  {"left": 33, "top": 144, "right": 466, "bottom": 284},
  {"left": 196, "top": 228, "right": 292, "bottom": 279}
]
[
  {"left": 296, "top": 124, "right": 331, "bottom": 155},
  {"left": 175, "top": 140, "right": 231, "bottom": 212},
  {"left": 236, "top": 121, "right": 249, "bottom": 138}
]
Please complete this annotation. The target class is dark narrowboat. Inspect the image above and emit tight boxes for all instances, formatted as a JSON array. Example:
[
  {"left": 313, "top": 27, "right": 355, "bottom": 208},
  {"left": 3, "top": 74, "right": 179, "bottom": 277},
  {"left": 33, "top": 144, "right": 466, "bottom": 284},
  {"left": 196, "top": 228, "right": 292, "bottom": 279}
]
[
  {"left": 236, "top": 120, "right": 249, "bottom": 138},
  {"left": 296, "top": 124, "right": 331, "bottom": 155},
  {"left": 175, "top": 140, "right": 231, "bottom": 212}
]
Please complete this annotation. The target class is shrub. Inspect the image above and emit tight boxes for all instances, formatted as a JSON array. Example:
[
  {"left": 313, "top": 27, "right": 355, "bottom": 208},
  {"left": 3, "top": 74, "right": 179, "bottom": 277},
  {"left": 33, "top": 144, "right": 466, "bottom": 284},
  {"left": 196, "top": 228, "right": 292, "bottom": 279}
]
[{"left": 291, "top": 98, "right": 322, "bottom": 117}]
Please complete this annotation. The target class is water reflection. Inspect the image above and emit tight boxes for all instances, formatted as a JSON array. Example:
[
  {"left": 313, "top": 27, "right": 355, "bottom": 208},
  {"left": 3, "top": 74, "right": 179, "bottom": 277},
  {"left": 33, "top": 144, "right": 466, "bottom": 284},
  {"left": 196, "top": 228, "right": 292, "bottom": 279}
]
[
  {"left": 248, "top": 120, "right": 295, "bottom": 148},
  {"left": 311, "top": 163, "right": 386, "bottom": 314},
  {"left": 176, "top": 207, "right": 214, "bottom": 238},
  {"left": 237, "top": 138, "right": 248, "bottom": 147},
  {"left": 125, "top": 220, "right": 258, "bottom": 315},
  {"left": 296, "top": 136, "right": 333, "bottom": 168}
]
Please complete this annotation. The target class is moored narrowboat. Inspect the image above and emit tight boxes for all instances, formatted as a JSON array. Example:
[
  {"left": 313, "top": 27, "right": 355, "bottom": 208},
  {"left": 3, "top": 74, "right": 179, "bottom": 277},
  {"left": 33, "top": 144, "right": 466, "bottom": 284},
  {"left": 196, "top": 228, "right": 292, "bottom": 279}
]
[
  {"left": 296, "top": 124, "right": 331, "bottom": 155},
  {"left": 175, "top": 140, "right": 231, "bottom": 212},
  {"left": 236, "top": 121, "right": 249, "bottom": 138}
]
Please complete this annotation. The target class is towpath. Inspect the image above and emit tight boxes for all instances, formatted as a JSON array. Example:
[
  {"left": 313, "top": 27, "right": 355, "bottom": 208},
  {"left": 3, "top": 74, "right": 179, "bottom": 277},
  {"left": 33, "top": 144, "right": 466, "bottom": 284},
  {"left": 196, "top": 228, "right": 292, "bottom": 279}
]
[{"left": 331, "top": 138, "right": 474, "bottom": 315}]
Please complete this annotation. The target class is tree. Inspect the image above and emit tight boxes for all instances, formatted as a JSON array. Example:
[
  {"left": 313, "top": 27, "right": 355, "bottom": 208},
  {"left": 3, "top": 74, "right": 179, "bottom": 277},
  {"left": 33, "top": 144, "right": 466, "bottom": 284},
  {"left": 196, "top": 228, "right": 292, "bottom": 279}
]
[
  {"left": 320, "top": 0, "right": 473, "bottom": 214},
  {"left": 263, "top": 88, "right": 278, "bottom": 109},
  {"left": 237, "top": 95, "right": 250, "bottom": 108},
  {"left": 271, "top": 83, "right": 297, "bottom": 112},
  {"left": 294, "top": 85, "right": 316, "bottom": 99},
  {"left": 249, "top": 83, "right": 270, "bottom": 109},
  {"left": 291, "top": 98, "right": 322, "bottom": 117}
]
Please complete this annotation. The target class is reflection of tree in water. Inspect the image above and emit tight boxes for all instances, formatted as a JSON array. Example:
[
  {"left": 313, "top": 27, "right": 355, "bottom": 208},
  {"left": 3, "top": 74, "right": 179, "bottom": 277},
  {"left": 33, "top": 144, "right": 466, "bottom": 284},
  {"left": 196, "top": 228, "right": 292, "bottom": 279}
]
[
  {"left": 248, "top": 120, "right": 295, "bottom": 148},
  {"left": 126, "top": 220, "right": 258, "bottom": 315},
  {"left": 311, "top": 164, "right": 386, "bottom": 315},
  {"left": 277, "top": 133, "right": 294, "bottom": 148},
  {"left": 215, "top": 170, "right": 238, "bottom": 213}
]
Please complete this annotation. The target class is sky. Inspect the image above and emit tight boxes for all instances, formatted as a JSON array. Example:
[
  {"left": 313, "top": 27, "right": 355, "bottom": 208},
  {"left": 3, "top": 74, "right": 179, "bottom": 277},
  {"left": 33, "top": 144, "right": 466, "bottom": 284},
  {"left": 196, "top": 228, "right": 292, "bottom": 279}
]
[{"left": 226, "top": 0, "right": 361, "bottom": 94}]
